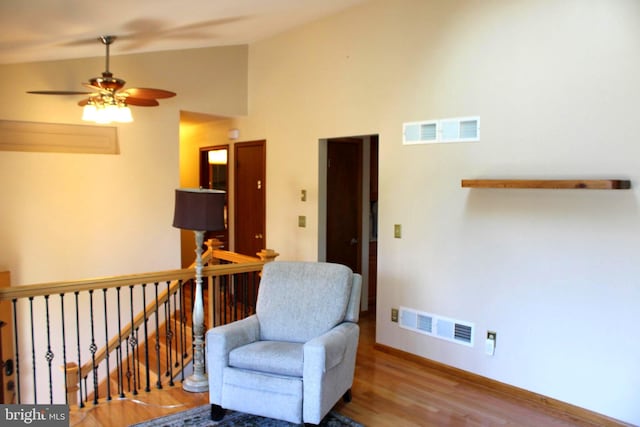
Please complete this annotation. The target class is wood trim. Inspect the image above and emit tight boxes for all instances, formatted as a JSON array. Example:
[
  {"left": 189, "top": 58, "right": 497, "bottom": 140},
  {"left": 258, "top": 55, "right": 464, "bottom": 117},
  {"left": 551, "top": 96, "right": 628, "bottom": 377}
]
[
  {"left": 0, "top": 120, "right": 119, "bottom": 154},
  {"left": 373, "top": 343, "right": 629, "bottom": 426},
  {"left": 212, "top": 249, "right": 259, "bottom": 264},
  {"left": 461, "top": 179, "right": 631, "bottom": 190},
  {"left": 0, "top": 262, "right": 265, "bottom": 301}
]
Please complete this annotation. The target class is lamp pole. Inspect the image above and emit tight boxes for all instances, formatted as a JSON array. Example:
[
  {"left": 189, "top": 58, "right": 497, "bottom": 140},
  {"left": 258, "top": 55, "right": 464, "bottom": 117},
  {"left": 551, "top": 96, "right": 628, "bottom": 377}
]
[{"left": 182, "top": 229, "right": 208, "bottom": 392}]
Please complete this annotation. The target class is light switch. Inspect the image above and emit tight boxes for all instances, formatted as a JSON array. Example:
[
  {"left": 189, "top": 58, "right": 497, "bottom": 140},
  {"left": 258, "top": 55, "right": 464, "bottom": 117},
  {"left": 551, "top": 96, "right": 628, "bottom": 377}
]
[
  {"left": 394, "top": 224, "right": 401, "bottom": 238},
  {"left": 301, "top": 189, "right": 307, "bottom": 202},
  {"left": 298, "top": 216, "right": 306, "bottom": 228},
  {"left": 486, "top": 331, "right": 496, "bottom": 356}
]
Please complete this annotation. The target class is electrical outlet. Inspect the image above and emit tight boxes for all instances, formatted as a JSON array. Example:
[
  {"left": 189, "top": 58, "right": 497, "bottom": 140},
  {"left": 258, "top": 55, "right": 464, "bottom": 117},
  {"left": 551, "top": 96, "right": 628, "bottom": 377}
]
[
  {"left": 394, "top": 224, "right": 402, "bottom": 238},
  {"left": 391, "top": 308, "right": 399, "bottom": 322},
  {"left": 298, "top": 215, "right": 306, "bottom": 227}
]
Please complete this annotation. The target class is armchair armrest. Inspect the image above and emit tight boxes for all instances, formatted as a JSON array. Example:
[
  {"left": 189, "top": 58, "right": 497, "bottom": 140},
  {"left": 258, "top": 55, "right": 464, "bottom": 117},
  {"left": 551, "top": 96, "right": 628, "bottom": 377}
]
[
  {"left": 304, "top": 322, "right": 359, "bottom": 373},
  {"left": 206, "top": 314, "right": 260, "bottom": 403},
  {"left": 302, "top": 322, "right": 359, "bottom": 423}
]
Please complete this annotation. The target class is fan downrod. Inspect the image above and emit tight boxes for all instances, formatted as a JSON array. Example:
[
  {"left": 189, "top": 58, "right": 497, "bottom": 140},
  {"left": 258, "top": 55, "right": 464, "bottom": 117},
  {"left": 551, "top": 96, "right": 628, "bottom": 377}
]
[{"left": 99, "top": 35, "right": 116, "bottom": 74}]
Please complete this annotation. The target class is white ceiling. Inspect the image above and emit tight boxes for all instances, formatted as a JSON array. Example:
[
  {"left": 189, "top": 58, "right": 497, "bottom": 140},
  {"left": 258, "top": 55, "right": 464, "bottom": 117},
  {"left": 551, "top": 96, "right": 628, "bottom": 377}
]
[{"left": 0, "top": 0, "right": 367, "bottom": 65}]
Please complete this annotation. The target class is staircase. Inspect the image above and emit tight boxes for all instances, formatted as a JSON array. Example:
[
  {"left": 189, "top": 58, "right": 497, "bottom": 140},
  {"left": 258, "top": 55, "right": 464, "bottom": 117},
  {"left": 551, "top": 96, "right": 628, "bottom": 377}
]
[
  {"left": 0, "top": 241, "right": 278, "bottom": 408},
  {"left": 89, "top": 308, "right": 193, "bottom": 401}
]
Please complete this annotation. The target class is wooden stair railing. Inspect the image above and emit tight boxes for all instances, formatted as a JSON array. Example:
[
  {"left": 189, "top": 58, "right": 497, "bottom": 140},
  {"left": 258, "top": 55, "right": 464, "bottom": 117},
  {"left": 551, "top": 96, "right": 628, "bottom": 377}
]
[{"left": 0, "top": 241, "right": 278, "bottom": 408}]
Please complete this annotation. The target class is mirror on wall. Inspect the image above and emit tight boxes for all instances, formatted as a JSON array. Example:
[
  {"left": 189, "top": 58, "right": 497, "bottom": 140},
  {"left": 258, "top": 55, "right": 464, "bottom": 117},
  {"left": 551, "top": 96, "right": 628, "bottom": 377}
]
[{"left": 199, "top": 145, "right": 229, "bottom": 247}]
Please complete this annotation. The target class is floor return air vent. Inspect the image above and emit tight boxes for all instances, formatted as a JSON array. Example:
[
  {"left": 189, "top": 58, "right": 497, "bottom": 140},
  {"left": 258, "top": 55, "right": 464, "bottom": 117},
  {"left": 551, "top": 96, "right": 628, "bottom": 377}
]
[{"left": 399, "top": 307, "right": 474, "bottom": 347}]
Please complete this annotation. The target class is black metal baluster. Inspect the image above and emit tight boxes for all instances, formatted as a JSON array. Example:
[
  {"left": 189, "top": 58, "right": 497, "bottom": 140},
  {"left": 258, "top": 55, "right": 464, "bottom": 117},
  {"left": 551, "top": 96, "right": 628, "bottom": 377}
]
[
  {"left": 125, "top": 331, "right": 131, "bottom": 393},
  {"left": 60, "top": 294, "right": 69, "bottom": 405},
  {"left": 154, "top": 282, "right": 162, "bottom": 389},
  {"left": 218, "top": 275, "right": 225, "bottom": 326},
  {"left": 243, "top": 273, "right": 249, "bottom": 318},
  {"left": 134, "top": 326, "right": 142, "bottom": 390},
  {"left": 12, "top": 299, "right": 21, "bottom": 403},
  {"left": 74, "top": 292, "right": 84, "bottom": 408},
  {"left": 179, "top": 281, "right": 186, "bottom": 382},
  {"left": 232, "top": 275, "right": 238, "bottom": 321},
  {"left": 181, "top": 281, "right": 188, "bottom": 359},
  {"left": 222, "top": 277, "right": 228, "bottom": 324},
  {"left": 88, "top": 290, "right": 98, "bottom": 404},
  {"left": 214, "top": 276, "right": 221, "bottom": 328},
  {"left": 173, "top": 290, "right": 179, "bottom": 369},
  {"left": 115, "top": 287, "right": 124, "bottom": 398},
  {"left": 165, "top": 281, "right": 174, "bottom": 386},
  {"left": 141, "top": 283, "right": 151, "bottom": 392},
  {"left": 128, "top": 285, "right": 138, "bottom": 395},
  {"left": 44, "top": 295, "right": 55, "bottom": 404},
  {"left": 252, "top": 272, "right": 259, "bottom": 314},
  {"left": 102, "top": 288, "right": 111, "bottom": 401},
  {"left": 28, "top": 297, "right": 37, "bottom": 404}
]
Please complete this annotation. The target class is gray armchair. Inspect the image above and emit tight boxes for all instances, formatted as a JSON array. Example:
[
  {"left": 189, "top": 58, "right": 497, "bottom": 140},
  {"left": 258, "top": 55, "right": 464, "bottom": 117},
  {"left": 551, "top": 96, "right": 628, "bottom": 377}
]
[{"left": 206, "top": 261, "right": 362, "bottom": 425}]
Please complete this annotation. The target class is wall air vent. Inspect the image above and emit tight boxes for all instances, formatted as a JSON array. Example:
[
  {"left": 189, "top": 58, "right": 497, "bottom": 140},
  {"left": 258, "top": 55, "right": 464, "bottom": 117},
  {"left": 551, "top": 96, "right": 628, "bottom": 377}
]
[
  {"left": 403, "top": 116, "right": 480, "bottom": 145},
  {"left": 399, "top": 306, "right": 474, "bottom": 347}
]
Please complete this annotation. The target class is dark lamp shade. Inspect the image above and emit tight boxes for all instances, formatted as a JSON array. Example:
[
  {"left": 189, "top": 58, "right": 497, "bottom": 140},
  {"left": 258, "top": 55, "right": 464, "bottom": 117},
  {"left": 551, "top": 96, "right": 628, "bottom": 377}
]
[{"left": 172, "top": 188, "right": 226, "bottom": 231}]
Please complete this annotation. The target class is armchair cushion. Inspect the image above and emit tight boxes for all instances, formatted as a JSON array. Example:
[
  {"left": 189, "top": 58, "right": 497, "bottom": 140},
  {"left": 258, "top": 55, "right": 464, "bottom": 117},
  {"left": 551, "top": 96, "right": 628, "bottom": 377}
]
[
  {"left": 256, "top": 261, "right": 353, "bottom": 343},
  {"left": 229, "top": 341, "right": 304, "bottom": 377}
]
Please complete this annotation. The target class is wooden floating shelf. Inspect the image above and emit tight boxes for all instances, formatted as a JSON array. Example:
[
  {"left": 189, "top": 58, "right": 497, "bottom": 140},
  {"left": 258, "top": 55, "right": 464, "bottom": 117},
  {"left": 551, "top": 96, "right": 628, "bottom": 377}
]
[{"left": 461, "top": 179, "right": 631, "bottom": 190}]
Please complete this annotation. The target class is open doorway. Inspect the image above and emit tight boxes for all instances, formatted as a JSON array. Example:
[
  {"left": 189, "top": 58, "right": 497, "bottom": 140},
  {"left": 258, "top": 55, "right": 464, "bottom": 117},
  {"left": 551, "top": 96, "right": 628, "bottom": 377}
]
[
  {"left": 319, "top": 135, "right": 378, "bottom": 311},
  {"left": 199, "top": 145, "right": 229, "bottom": 249}
]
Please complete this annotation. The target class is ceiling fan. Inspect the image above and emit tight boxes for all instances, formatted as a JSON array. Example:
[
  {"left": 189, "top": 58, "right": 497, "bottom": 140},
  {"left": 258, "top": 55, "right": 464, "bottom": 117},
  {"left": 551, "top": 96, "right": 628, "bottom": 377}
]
[{"left": 27, "top": 35, "right": 176, "bottom": 123}]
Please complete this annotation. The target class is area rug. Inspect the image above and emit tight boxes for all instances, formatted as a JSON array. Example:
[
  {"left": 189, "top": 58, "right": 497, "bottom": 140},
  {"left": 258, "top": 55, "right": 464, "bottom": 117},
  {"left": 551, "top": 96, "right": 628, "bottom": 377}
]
[{"left": 129, "top": 404, "right": 364, "bottom": 427}]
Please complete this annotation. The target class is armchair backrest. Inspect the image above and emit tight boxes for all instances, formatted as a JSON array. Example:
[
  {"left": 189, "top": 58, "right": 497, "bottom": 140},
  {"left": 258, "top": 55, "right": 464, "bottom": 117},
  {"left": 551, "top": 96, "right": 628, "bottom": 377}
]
[{"left": 256, "top": 261, "right": 358, "bottom": 343}]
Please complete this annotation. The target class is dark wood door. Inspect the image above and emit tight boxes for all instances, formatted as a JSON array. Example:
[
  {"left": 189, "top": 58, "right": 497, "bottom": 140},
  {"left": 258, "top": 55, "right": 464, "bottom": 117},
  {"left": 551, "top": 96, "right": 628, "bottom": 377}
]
[
  {"left": 326, "top": 138, "right": 362, "bottom": 273},
  {"left": 234, "top": 140, "right": 266, "bottom": 257}
]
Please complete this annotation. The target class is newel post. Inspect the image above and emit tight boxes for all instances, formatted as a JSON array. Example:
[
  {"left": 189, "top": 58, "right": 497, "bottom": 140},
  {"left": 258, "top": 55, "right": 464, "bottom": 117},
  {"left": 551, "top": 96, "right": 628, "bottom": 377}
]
[
  {"left": 62, "top": 362, "right": 79, "bottom": 407},
  {"left": 205, "top": 238, "right": 225, "bottom": 260},
  {"left": 257, "top": 249, "right": 279, "bottom": 263}
]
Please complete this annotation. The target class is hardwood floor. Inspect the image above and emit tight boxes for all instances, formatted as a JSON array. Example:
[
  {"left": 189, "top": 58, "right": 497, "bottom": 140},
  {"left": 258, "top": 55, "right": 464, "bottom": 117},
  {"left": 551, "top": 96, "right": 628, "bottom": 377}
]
[
  {"left": 334, "top": 312, "right": 619, "bottom": 427},
  {"left": 70, "top": 311, "right": 623, "bottom": 427}
]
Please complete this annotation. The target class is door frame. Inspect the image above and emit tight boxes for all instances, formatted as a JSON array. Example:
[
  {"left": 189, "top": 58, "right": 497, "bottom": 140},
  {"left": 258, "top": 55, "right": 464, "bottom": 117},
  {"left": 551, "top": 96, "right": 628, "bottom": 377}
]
[{"left": 319, "top": 135, "right": 378, "bottom": 311}]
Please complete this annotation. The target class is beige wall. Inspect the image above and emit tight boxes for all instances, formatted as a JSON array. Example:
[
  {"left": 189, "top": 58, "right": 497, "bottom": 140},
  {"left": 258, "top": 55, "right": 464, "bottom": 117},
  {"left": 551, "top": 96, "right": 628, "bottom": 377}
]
[
  {"left": 227, "top": 0, "right": 640, "bottom": 424},
  {"left": 0, "top": 45, "right": 247, "bottom": 284}
]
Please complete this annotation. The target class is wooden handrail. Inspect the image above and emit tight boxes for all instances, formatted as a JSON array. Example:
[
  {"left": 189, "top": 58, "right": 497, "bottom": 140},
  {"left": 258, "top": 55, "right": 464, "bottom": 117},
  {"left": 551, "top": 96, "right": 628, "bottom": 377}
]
[
  {"left": 212, "top": 249, "right": 259, "bottom": 264},
  {"left": 0, "top": 262, "right": 266, "bottom": 302},
  {"left": 0, "top": 242, "right": 214, "bottom": 302}
]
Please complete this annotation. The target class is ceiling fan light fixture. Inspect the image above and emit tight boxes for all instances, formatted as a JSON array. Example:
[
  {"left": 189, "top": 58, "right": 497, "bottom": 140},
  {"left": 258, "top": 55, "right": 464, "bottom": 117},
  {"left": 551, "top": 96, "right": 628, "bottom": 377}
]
[
  {"left": 116, "top": 105, "right": 133, "bottom": 123},
  {"left": 82, "top": 96, "right": 133, "bottom": 124},
  {"left": 81, "top": 103, "right": 98, "bottom": 122}
]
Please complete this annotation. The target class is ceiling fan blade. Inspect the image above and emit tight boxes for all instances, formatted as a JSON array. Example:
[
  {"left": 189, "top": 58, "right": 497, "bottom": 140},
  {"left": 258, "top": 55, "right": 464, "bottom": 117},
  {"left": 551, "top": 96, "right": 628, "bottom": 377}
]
[
  {"left": 123, "top": 88, "right": 176, "bottom": 99},
  {"left": 124, "top": 97, "right": 160, "bottom": 107},
  {"left": 27, "top": 90, "right": 92, "bottom": 95}
]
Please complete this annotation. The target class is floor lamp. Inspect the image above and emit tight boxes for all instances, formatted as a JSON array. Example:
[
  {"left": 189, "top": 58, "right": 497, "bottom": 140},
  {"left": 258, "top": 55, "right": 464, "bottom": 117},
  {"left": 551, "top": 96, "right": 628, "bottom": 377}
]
[{"left": 173, "top": 188, "right": 226, "bottom": 392}]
